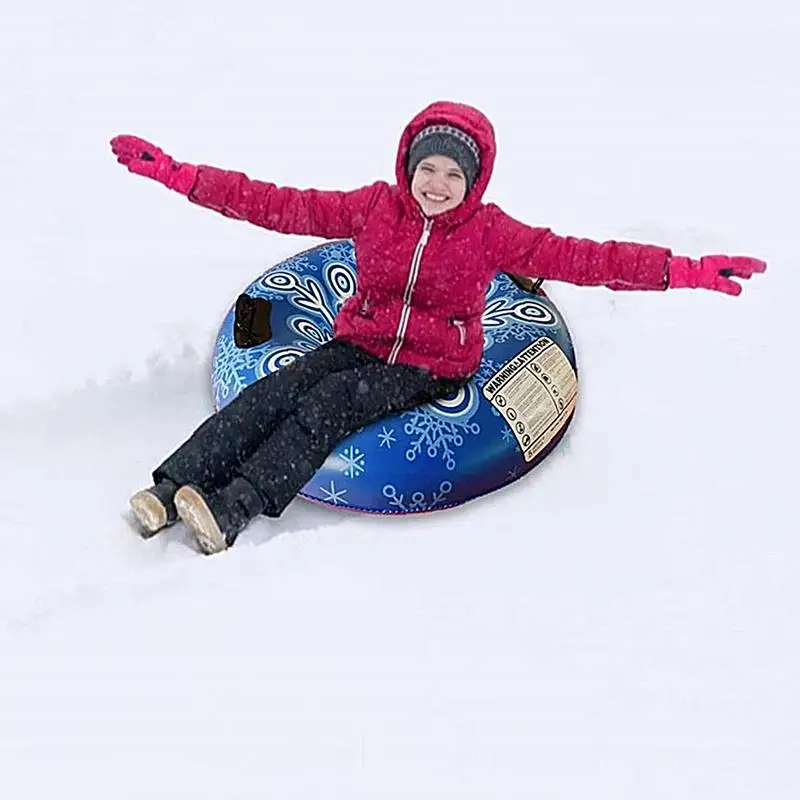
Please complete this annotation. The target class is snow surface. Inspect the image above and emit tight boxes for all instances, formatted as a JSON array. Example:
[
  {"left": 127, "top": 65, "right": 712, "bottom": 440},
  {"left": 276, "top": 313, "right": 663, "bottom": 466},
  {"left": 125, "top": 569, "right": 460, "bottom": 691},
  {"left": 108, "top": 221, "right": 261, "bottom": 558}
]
[{"left": 1, "top": 0, "right": 798, "bottom": 797}]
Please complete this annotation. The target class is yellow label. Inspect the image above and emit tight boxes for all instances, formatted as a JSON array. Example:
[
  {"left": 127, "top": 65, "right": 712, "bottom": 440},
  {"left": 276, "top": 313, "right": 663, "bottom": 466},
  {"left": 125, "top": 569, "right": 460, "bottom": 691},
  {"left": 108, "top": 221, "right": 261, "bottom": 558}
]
[{"left": 482, "top": 337, "right": 578, "bottom": 462}]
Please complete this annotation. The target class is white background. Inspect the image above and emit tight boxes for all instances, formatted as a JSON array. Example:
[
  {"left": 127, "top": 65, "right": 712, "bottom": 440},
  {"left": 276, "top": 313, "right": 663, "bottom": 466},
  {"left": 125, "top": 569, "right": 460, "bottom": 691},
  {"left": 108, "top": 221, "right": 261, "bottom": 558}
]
[{"left": 1, "top": 1, "right": 797, "bottom": 797}]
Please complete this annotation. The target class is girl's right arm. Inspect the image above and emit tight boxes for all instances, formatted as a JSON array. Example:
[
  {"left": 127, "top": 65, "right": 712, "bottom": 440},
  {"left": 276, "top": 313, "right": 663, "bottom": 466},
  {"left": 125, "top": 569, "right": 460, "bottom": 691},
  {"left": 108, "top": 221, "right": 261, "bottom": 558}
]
[{"left": 110, "top": 134, "right": 383, "bottom": 239}]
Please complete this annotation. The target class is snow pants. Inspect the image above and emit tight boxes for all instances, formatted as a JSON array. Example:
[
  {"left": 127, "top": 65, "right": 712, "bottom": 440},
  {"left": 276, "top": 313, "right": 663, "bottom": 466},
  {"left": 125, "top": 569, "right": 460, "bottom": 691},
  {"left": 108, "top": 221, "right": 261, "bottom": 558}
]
[{"left": 153, "top": 339, "right": 466, "bottom": 517}]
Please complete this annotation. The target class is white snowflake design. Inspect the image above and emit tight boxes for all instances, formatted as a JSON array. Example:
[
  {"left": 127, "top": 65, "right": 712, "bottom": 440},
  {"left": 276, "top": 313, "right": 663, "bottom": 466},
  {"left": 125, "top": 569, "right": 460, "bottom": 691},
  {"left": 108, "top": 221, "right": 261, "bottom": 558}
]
[
  {"left": 378, "top": 427, "right": 396, "bottom": 448},
  {"left": 382, "top": 481, "right": 454, "bottom": 512},
  {"left": 402, "top": 408, "right": 481, "bottom": 472},
  {"left": 472, "top": 358, "right": 502, "bottom": 388},
  {"left": 212, "top": 335, "right": 265, "bottom": 406},
  {"left": 339, "top": 445, "right": 366, "bottom": 479},
  {"left": 318, "top": 480, "right": 348, "bottom": 505}
]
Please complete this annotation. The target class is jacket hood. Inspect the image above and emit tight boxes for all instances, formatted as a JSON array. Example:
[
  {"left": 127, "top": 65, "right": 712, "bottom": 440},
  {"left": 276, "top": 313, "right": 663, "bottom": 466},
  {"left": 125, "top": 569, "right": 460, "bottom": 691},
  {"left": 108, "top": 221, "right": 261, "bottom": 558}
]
[{"left": 395, "top": 100, "right": 497, "bottom": 223}]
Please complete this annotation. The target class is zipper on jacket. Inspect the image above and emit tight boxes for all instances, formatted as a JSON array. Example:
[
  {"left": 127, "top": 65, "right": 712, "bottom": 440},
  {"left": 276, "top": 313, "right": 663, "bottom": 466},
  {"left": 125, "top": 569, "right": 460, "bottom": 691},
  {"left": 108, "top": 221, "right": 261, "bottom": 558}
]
[
  {"left": 387, "top": 217, "right": 433, "bottom": 364},
  {"left": 451, "top": 318, "right": 466, "bottom": 346}
]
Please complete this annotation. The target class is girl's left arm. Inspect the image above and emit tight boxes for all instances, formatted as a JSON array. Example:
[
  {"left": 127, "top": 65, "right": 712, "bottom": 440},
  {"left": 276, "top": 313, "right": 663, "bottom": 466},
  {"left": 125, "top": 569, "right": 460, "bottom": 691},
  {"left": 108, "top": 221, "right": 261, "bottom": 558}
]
[
  {"left": 485, "top": 206, "right": 671, "bottom": 290},
  {"left": 485, "top": 206, "right": 766, "bottom": 295}
]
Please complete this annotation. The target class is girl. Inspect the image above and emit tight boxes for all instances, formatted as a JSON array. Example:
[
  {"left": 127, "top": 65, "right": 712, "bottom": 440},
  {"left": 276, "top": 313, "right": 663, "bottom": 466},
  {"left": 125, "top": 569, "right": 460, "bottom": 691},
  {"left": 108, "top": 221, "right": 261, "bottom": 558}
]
[{"left": 111, "top": 100, "right": 766, "bottom": 554}]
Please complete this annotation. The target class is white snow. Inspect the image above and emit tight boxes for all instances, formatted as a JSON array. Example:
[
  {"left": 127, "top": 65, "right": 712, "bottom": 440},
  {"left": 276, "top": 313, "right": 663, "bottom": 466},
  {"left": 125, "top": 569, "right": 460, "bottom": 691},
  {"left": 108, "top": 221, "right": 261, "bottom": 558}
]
[{"left": 1, "top": 0, "right": 797, "bottom": 797}]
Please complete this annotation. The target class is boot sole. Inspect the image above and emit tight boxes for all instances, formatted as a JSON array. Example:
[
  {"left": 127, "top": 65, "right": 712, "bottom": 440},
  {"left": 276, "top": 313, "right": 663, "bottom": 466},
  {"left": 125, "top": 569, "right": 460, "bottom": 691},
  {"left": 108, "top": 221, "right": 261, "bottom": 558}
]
[
  {"left": 174, "top": 486, "right": 229, "bottom": 555},
  {"left": 130, "top": 489, "right": 168, "bottom": 538}
]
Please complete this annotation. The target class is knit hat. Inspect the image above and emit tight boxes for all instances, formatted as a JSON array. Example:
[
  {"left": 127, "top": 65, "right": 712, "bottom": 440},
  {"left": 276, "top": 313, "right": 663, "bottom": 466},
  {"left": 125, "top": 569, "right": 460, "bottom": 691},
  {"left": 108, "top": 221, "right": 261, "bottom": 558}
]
[{"left": 407, "top": 124, "right": 481, "bottom": 191}]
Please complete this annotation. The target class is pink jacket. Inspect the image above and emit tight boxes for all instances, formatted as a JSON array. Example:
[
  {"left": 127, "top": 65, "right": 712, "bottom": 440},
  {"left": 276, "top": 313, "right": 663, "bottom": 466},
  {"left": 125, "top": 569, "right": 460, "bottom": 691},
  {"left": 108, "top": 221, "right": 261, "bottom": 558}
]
[{"left": 186, "top": 101, "right": 671, "bottom": 379}]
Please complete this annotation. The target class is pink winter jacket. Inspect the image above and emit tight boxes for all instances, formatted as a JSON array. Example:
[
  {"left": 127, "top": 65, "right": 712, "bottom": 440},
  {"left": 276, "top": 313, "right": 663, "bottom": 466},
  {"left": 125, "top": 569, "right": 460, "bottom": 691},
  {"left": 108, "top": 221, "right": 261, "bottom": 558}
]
[{"left": 186, "top": 101, "right": 671, "bottom": 379}]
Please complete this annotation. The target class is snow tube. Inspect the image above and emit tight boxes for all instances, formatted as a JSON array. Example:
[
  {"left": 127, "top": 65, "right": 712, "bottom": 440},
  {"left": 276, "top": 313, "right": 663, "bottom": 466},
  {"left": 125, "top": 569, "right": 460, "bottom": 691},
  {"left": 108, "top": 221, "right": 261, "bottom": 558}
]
[{"left": 211, "top": 240, "right": 578, "bottom": 514}]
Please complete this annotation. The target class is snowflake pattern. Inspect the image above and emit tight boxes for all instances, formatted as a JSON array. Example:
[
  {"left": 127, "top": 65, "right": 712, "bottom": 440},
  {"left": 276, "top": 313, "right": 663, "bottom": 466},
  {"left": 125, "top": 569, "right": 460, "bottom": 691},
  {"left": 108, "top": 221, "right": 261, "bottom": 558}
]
[
  {"left": 378, "top": 427, "right": 396, "bottom": 448},
  {"left": 317, "top": 240, "right": 356, "bottom": 267},
  {"left": 489, "top": 316, "right": 542, "bottom": 345},
  {"left": 382, "top": 481, "right": 453, "bottom": 512},
  {"left": 402, "top": 407, "right": 481, "bottom": 471},
  {"left": 212, "top": 335, "right": 265, "bottom": 406},
  {"left": 340, "top": 445, "right": 366, "bottom": 479},
  {"left": 472, "top": 358, "right": 502, "bottom": 388},
  {"left": 318, "top": 480, "right": 348, "bottom": 505}
]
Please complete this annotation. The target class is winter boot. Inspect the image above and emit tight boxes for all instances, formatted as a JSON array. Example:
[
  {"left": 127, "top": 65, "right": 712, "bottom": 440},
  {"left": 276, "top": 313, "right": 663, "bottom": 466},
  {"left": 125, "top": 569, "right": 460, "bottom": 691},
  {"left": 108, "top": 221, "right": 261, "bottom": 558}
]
[
  {"left": 129, "top": 479, "right": 179, "bottom": 537},
  {"left": 174, "top": 477, "right": 264, "bottom": 555}
]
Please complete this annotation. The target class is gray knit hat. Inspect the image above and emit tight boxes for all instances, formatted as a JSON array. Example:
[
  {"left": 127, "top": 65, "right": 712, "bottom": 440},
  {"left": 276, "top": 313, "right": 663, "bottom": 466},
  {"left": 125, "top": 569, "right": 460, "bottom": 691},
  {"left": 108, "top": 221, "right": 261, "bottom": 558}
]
[{"left": 407, "top": 124, "right": 481, "bottom": 191}]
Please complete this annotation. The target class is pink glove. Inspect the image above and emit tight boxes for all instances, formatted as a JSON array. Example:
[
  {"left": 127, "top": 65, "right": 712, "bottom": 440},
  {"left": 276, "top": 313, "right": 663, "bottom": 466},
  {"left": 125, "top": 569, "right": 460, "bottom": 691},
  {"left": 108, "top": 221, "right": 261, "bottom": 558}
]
[
  {"left": 668, "top": 255, "right": 766, "bottom": 296},
  {"left": 110, "top": 135, "right": 198, "bottom": 195}
]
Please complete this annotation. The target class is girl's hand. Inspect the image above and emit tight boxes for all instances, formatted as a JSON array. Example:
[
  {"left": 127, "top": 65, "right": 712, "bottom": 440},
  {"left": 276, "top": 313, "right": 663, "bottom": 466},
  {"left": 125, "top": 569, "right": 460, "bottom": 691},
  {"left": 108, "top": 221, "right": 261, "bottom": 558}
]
[
  {"left": 668, "top": 255, "right": 767, "bottom": 296},
  {"left": 110, "top": 135, "right": 197, "bottom": 195}
]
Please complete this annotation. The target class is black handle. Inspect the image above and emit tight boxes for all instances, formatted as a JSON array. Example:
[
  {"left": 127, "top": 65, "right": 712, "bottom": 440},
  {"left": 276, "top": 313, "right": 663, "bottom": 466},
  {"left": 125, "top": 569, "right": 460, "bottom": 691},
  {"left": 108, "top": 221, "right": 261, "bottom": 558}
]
[{"left": 234, "top": 294, "right": 273, "bottom": 348}]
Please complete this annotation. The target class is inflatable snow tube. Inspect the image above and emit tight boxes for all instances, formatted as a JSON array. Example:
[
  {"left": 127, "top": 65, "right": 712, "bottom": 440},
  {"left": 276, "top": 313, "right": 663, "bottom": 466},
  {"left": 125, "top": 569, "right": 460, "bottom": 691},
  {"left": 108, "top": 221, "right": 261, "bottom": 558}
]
[{"left": 211, "top": 240, "right": 578, "bottom": 514}]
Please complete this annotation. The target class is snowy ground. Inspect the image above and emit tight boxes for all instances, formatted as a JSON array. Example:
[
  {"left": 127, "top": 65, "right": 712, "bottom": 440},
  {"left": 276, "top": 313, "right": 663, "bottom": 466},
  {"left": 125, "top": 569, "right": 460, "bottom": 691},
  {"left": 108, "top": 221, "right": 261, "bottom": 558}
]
[{"left": 1, "top": 1, "right": 798, "bottom": 797}]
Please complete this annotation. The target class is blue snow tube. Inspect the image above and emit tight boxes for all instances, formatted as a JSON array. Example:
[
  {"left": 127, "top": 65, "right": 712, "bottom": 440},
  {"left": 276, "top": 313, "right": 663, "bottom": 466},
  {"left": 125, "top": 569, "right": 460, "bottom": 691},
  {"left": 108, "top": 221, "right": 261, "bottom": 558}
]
[{"left": 211, "top": 240, "right": 578, "bottom": 514}]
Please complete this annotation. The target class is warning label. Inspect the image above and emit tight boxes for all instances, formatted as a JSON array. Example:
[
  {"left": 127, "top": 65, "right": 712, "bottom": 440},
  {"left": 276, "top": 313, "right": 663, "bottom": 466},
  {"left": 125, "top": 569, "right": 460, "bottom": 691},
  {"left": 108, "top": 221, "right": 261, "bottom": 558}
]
[{"left": 482, "top": 337, "right": 578, "bottom": 462}]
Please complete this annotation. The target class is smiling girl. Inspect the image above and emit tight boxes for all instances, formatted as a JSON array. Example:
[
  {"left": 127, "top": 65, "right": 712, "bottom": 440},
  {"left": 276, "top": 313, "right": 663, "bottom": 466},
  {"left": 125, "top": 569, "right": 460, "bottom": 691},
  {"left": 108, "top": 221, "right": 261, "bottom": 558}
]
[{"left": 111, "top": 100, "right": 765, "bottom": 554}]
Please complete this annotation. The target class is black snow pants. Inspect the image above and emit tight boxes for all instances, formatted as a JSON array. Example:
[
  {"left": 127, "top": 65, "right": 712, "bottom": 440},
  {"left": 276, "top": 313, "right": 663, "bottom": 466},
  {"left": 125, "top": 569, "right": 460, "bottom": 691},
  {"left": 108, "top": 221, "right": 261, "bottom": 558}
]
[{"left": 153, "top": 339, "right": 466, "bottom": 517}]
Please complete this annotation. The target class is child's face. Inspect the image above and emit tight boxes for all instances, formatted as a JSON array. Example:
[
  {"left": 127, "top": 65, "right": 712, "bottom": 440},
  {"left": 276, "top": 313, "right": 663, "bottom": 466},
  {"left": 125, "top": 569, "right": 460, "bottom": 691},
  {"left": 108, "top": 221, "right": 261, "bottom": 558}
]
[{"left": 410, "top": 155, "right": 467, "bottom": 216}]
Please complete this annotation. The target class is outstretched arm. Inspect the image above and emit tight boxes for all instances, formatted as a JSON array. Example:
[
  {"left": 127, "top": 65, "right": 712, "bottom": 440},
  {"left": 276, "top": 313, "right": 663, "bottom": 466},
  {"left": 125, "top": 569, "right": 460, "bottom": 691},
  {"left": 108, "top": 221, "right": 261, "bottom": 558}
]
[
  {"left": 110, "top": 135, "right": 381, "bottom": 239},
  {"left": 486, "top": 207, "right": 766, "bottom": 295},
  {"left": 486, "top": 207, "right": 671, "bottom": 290}
]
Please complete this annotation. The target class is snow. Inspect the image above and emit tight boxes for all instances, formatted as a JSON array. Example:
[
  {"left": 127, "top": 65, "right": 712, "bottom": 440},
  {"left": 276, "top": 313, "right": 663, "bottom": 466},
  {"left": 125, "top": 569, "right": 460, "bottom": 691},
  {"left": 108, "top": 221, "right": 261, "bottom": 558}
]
[{"left": 1, "top": 0, "right": 797, "bottom": 797}]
